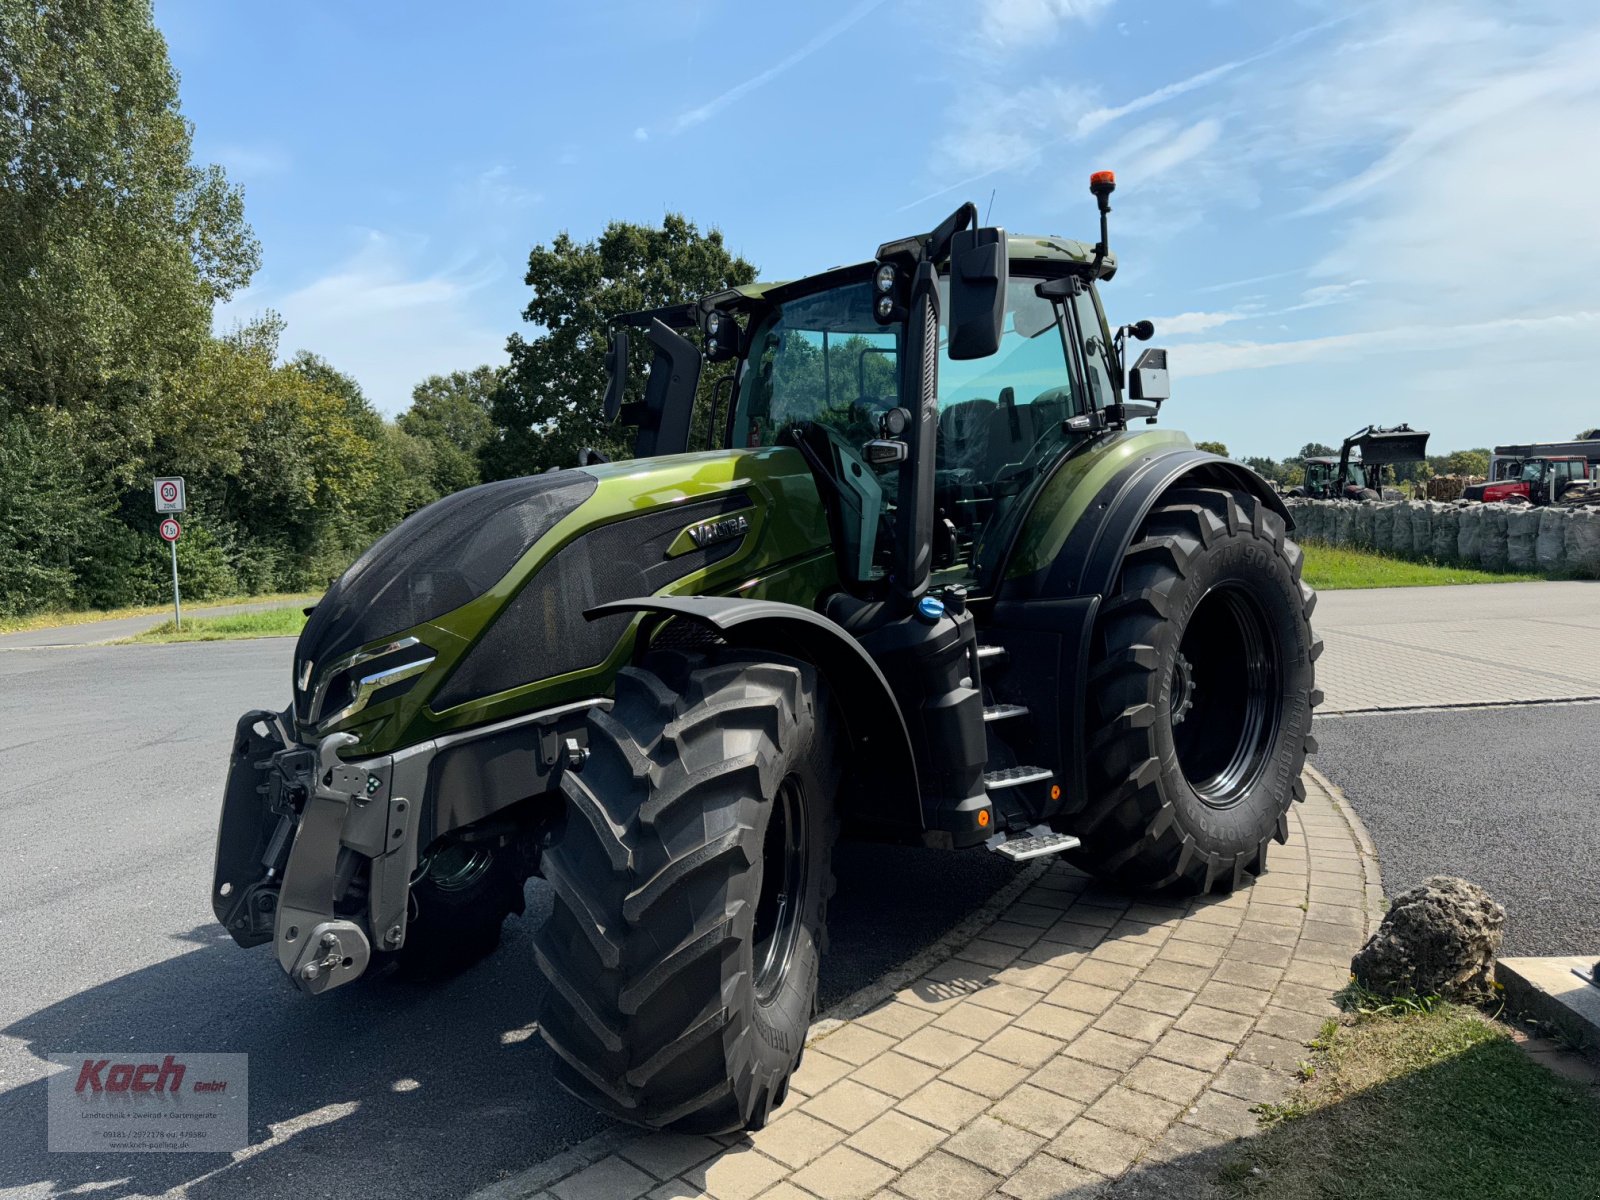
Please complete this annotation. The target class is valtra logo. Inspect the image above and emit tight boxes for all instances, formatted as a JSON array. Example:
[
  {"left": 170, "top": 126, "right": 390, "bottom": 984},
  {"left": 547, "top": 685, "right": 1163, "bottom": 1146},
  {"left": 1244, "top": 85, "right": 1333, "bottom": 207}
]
[{"left": 74, "top": 1055, "right": 189, "bottom": 1094}]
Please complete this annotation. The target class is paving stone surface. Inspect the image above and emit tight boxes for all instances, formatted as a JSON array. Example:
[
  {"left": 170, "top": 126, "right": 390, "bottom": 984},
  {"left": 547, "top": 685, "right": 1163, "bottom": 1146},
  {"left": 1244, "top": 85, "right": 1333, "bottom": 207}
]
[
  {"left": 491, "top": 770, "right": 1379, "bottom": 1199},
  {"left": 1312, "top": 580, "right": 1600, "bottom": 712}
]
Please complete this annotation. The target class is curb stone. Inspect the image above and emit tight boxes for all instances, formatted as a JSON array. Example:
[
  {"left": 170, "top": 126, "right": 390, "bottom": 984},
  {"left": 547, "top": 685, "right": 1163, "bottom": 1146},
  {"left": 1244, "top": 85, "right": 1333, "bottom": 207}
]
[{"left": 471, "top": 769, "right": 1377, "bottom": 1200}]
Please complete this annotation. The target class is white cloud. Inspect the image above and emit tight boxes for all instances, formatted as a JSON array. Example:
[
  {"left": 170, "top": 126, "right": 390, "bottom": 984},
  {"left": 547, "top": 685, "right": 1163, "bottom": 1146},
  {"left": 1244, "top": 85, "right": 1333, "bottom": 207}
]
[
  {"left": 217, "top": 233, "right": 507, "bottom": 414},
  {"left": 1106, "top": 117, "right": 1222, "bottom": 184},
  {"left": 461, "top": 164, "right": 541, "bottom": 212},
  {"left": 1297, "top": 24, "right": 1600, "bottom": 216},
  {"left": 1175, "top": 311, "right": 1600, "bottom": 378},
  {"left": 213, "top": 143, "right": 291, "bottom": 178},
  {"left": 1147, "top": 310, "right": 1245, "bottom": 336},
  {"left": 672, "top": 0, "right": 889, "bottom": 132},
  {"left": 978, "top": 0, "right": 1114, "bottom": 50},
  {"left": 913, "top": 14, "right": 1340, "bottom": 214}
]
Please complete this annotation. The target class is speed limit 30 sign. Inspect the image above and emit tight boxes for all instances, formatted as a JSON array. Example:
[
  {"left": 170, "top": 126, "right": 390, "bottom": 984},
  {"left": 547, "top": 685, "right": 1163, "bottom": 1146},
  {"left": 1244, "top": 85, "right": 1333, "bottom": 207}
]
[
  {"left": 159, "top": 518, "right": 182, "bottom": 543},
  {"left": 154, "top": 477, "right": 186, "bottom": 513}
]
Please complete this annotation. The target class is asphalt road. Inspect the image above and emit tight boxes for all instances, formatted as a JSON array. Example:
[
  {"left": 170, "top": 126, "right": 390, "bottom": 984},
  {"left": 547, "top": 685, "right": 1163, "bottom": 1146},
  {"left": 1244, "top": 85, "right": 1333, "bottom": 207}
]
[
  {"left": 1314, "top": 702, "right": 1600, "bottom": 957},
  {"left": 0, "top": 640, "right": 1022, "bottom": 1200}
]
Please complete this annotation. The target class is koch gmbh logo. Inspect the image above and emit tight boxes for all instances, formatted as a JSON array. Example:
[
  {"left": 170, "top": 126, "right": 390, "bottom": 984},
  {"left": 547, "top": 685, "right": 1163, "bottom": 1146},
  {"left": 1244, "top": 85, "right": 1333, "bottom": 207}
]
[{"left": 48, "top": 1052, "right": 248, "bottom": 1152}]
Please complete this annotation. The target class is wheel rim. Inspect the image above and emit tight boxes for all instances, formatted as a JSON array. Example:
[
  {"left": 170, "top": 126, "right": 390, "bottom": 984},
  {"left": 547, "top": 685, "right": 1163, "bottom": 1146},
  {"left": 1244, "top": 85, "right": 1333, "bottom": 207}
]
[
  {"left": 427, "top": 843, "right": 494, "bottom": 893},
  {"left": 753, "top": 775, "right": 809, "bottom": 1006},
  {"left": 1170, "top": 585, "right": 1281, "bottom": 808}
]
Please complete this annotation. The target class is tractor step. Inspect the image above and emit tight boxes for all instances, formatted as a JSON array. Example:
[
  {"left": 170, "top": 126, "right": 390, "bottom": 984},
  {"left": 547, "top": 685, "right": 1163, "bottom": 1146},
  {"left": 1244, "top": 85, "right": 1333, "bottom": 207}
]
[
  {"left": 986, "top": 824, "right": 1081, "bottom": 862},
  {"left": 976, "top": 644, "right": 1007, "bottom": 665},
  {"left": 983, "top": 765, "right": 1052, "bottom": 791},
  {"left": 982, "top": 703, "right": 1029, "bottom": 723}
]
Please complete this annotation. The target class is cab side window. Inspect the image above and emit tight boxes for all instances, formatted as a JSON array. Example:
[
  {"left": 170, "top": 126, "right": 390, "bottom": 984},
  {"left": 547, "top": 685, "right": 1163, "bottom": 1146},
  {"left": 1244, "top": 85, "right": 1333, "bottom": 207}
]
[{"left": 1072, "top": 289, "right": 1116, "bottom": 410}]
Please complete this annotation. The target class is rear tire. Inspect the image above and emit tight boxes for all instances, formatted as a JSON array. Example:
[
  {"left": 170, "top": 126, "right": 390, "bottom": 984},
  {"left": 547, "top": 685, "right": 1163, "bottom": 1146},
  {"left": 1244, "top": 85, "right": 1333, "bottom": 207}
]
[
  {"left": 534, "top": 649, "right": 839, "bottom": 1133},
  {"left": 1075, "top": 487, "right": 1321, "bottom": 892}
]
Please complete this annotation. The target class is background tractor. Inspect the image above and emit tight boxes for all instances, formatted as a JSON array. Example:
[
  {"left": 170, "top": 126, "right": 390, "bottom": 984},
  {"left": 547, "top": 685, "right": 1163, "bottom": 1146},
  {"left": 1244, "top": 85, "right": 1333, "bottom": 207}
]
[
  {"left": 1466, "top": 441, "right": 1600, "bottom": 504},
  {"left": 213, "top": 174, "right": 1321, "bottom": 1133},
  {"left": 1290, "top": 424, "right": 1430, "bottom": 500}
]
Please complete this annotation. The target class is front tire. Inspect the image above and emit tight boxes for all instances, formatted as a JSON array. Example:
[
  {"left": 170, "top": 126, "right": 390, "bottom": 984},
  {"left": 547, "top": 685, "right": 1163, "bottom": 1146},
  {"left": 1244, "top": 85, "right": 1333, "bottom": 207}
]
[
  {"left": 534, "top": 649, "right": 839, "bottom": 1133},
  {"left": 1076, "top": 487, "right": 1321, "bottom": 892}
]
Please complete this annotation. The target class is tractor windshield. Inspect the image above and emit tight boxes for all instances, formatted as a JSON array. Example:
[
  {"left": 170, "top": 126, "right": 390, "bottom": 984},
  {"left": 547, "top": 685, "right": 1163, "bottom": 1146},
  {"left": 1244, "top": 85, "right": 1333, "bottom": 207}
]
[{"left": 730, "top": 272, "right": 1089, "bottom": 580}]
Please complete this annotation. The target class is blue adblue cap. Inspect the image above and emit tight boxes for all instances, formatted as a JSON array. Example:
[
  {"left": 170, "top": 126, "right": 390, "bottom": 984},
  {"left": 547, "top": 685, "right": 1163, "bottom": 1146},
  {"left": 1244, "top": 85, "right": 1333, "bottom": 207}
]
[{"left": 915, "top": 595, "right": 946, "bottom": 624}]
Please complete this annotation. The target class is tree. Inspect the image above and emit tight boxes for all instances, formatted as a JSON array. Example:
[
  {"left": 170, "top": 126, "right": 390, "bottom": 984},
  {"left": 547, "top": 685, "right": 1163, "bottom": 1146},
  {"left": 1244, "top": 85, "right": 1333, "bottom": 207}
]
[
  {"left": 400, "top": 366, "right": 500, "bottom": 495},
  {"left": 1298, "top": 442, "right": 1337, "bottom": 460},
  {"left": 1443, "top": 449, "right": 1490, "bottom": 476},
  {"left": 0, "top": 0, "right": 259, "bottom": 419},
  {"left": 485, "top": 214, "right": 757, "bottom": 478},
  {"left": 1578, "top": 428, "right": 1599, "bottom": 440},
  {"left": 1195, "top": 440, "right": 1229, "bottom": 457}
]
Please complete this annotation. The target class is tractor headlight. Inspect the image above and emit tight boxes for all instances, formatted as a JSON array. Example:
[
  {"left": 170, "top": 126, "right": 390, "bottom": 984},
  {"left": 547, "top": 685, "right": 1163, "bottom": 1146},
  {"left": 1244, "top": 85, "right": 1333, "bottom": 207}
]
[
  {"left": 706, "top": 311, "right": 722, "bottom": 337},
  {"left": 875, "top": 264, "right": 896, "bottom": 294},
  {"left": 876, "top": 295, "right": 895, "bottom": 320}
]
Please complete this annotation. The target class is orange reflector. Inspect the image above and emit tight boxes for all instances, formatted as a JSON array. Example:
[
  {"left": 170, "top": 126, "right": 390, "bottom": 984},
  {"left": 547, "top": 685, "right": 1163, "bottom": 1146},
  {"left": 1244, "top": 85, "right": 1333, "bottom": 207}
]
[
  {"left": 1050, "top": 785, "right": 1062, "bottom": 801},
  {"left": 977, "top": 809, "right": 991, "bottom": 828}
]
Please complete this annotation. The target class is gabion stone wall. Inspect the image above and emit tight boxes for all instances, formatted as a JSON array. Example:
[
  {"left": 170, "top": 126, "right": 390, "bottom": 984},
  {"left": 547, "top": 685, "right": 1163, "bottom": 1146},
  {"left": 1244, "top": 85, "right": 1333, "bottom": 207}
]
[{"left": 1284, "top": 499, "right": 1600, "bottom": 579}]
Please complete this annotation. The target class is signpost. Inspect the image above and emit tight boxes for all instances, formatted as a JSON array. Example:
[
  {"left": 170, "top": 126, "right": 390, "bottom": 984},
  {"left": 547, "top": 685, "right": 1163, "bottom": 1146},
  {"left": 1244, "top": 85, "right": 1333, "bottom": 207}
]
[{"left": 155, "top": 478, "right": 186, "bottom": 630}]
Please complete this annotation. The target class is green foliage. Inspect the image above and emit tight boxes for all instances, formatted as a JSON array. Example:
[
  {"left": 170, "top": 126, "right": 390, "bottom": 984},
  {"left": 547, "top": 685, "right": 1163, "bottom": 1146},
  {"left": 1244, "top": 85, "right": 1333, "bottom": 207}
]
[
  {"left": 1194, "top": 440, "right": 1229, "bottom": 456},
  {"left": 400, "top": 366, "right": 499, "bottom": 494},
  {"left": 128, "top": 605, "right": 307, "bottom": 643},
  {"left": 1440, "top": 448, "right": 1490, "bottom": 476},
  {"left": 0, "top": 0, "right": 259, "bottom": 419},
  {"left": 0, "top": 409, "right": 105, "bottom": 614},
  {"left": 485, "top": 214, "right": 756, "bottom": 478}
]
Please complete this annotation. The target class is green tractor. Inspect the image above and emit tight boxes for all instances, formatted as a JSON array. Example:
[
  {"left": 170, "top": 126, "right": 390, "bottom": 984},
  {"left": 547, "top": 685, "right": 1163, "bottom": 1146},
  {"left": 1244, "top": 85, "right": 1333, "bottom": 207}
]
[{"left": 213, "top": 174, "right": 1320, "bottom": 1133}]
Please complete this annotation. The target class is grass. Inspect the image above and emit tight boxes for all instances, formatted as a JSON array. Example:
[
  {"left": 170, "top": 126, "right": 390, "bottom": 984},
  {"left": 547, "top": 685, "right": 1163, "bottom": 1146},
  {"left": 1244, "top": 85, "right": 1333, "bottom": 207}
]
[
  {"left": 1301, "top": 542, "right": 1541, "bottom": 590},
  {"left": 124, "top": 606, "right": 308, "bottom": 643},
  {"left": 0, "top": 591, "right": 320, "bottom": 636},
  {"left": 1220, "top": 1000, "right": 1600, "bottom": 1199}
]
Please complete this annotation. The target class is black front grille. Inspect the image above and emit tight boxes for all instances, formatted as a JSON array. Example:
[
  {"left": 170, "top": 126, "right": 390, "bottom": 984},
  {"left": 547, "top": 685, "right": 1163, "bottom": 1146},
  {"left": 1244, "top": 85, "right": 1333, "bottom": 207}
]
[
  {"left": 296, "top": 471, "right": 597, "bottom": 720},
  {"left": 430, "top": 492, "right": 751, "bottom": 710}
]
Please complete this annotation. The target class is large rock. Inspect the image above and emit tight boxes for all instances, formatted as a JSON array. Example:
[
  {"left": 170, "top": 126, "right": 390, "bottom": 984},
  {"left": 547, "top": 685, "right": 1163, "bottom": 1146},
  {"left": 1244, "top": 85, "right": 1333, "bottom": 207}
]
[
  {"left": 1506, "top": 506, "right": 1541, "bottom": 571},
  {"left": 1456, "top": 503, "right": 1484, "bottom": 564},
  {"left": 1353, "top": 502, "right": 1376, "bottom": 549},
  {"left": 1430, "top": 505, "right": 1460, "bottom": 562},
  {"left": 1390, "top": 501, "right": 1417, "bottom": 557},
  {"left": 1352, "top": 876, "right": 1506, "bottom": 1002},
  {"left": 1537, "top": 508, "right": 1568, "bottom": 573},
  {"left": 1410, "top": 502, "right": 1434, "bottom": 560},
  {"left": 1478, "top": 505, "right": 1510, "bottom": 572},
  {"left": 1564, "top": 508, "right": 1600, "bottom": 579}
]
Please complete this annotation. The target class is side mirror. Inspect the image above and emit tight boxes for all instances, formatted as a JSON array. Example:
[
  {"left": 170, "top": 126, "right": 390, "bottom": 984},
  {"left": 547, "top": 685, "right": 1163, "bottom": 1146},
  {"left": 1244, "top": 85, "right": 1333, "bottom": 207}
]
[
  {"left": 947, "top": 226, "right": 1007, "bottom": 360},
  {"left": 1128, "top": 347, "right": 1170, "bottom": 402},
  {"left": 601, "top": 328, "right": 629, "bottom": 421}
]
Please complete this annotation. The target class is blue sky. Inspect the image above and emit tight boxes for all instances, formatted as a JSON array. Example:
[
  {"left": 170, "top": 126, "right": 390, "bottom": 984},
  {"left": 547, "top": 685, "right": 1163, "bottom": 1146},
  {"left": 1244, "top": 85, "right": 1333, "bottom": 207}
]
[{"left": 159, "top": 0, "right": 1600, "bottom": 459}]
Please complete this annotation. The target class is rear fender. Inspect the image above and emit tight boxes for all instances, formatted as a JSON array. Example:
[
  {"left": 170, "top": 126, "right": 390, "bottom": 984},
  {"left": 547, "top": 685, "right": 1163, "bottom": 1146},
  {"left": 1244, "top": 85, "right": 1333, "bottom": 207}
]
[
  {"left": 586, "top": 596, "right": 921, "bottom": 836},
  {"left": 996, "top": 448, "right": 1291, "bottom": 814},
  {"left": 1017, "top": 449, "right": 1292, "bottom": 602}
]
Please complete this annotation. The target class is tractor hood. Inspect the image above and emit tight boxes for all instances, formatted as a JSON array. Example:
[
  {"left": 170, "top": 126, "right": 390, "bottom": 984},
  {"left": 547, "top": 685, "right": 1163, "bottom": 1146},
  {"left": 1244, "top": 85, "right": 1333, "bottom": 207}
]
[
  {"left": 291, "top": 449, "right": 834, "bottom": 753},
  {"left": 293, "top": 471, "right": 599, "bottom": 728}
]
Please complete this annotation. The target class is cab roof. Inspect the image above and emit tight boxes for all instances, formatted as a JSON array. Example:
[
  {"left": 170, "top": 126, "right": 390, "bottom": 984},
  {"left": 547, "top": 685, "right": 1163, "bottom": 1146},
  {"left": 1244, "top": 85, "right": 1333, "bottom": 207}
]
[{"left": 709, "top": 235, "right": 1115, "bottom": 309}]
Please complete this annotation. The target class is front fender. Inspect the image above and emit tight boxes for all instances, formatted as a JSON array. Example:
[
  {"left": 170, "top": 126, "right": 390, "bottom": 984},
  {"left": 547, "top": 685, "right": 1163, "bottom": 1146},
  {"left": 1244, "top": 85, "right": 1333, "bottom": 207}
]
[{"left": 586, "top": 595, "right": 921, "bottom": 837}]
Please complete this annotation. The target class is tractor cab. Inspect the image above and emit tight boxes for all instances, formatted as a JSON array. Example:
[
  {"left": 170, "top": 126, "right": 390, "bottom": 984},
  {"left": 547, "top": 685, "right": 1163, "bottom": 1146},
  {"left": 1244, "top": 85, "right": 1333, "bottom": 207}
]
[
  {"left": 604, "top": 208, "right": 1172, "bottom": 607},
  {"left": 1519, "top": 456, "right": 1590, "bottom": 504},
  {"left": 1302, "top": 457, "right": 1367, "bottom": 499}
]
